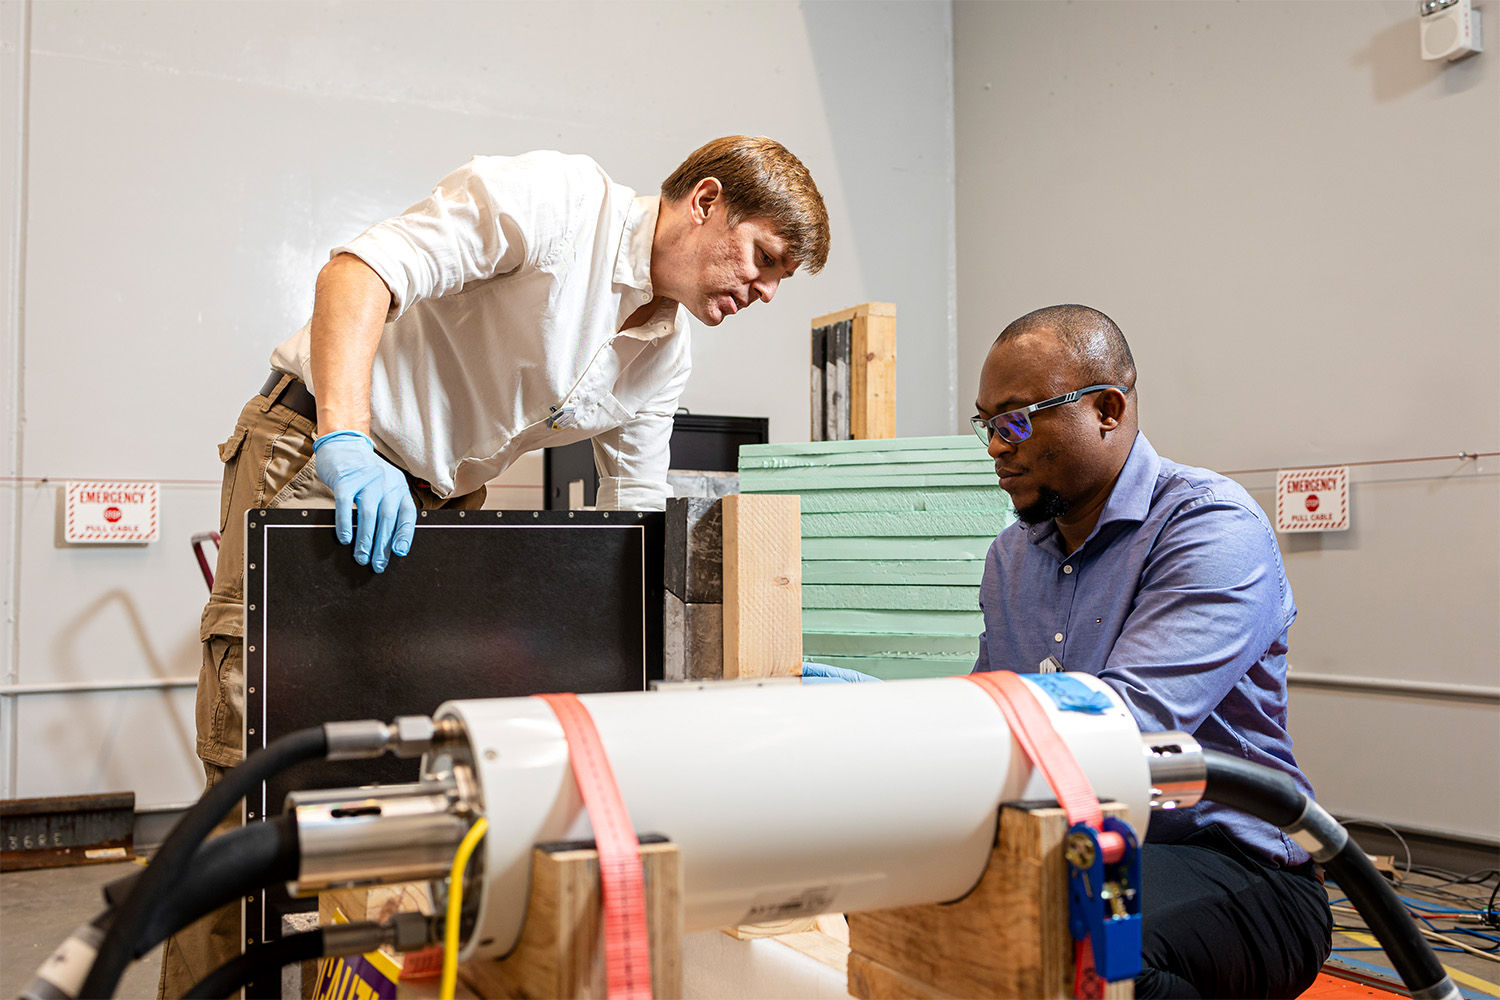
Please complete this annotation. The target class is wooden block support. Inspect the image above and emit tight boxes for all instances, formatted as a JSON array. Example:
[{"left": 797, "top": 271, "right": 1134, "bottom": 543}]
[
  {"left": 721, "top": 493, "right": 802, "bottom": 678},
  {"left": 811, "top": 302, "right": 897, "bottom": 440},
  {"left": 461, "top": 841, "right": 683, "bottom": 1000},
  {"left": 847, "top": 802, "right": 1133, "bottom": 1000}
]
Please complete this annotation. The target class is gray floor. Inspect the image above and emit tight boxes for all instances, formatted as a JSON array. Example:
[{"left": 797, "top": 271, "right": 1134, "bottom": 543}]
[{"left": 1, "top": 861, "right": 163, "bottom": 1000}]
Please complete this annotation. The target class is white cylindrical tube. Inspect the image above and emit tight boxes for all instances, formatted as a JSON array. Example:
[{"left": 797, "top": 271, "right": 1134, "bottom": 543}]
[{"left": 433, "top": 673, "right": 1151, "bottom": 961}]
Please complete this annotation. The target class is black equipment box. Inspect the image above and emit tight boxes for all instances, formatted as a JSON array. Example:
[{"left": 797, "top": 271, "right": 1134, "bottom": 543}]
[
  {"left": 241, "top": 508, "right": 663, "bottom": 995},
  {"left": 543, "top": 411, "right": 769, "bottom": 509}
]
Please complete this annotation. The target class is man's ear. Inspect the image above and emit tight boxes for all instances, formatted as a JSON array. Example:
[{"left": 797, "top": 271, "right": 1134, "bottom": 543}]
[
  {"left": 690, "top": 177, "right": 723, "bottom": 225},
  {"left": 1098, "top": 387, "right": 1127, "bottom": 431}
]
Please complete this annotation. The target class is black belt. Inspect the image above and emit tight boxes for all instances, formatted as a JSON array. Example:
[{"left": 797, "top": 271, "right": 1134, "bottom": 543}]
[{"left": 260, "top": 371, "right": 317, "bottom": 423}]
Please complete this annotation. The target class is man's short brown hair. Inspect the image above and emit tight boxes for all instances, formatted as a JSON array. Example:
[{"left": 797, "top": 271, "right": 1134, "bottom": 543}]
[{"left": 662, "top": 136, "right": 830, "bottom": 274}]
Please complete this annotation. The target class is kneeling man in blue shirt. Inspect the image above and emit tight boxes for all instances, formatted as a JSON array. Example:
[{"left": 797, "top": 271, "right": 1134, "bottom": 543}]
[{"left": 971, "top": 304, "right": 1332, "bottom": 998}]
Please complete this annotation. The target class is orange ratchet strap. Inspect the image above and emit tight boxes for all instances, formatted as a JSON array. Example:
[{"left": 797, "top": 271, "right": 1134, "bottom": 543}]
[
  {"left": 535, "top": 693, "right": 653, "bottom": 1000},
  {"left": 963, "top": 670, "right": 1123, "bottom": 999},
  {"left": 963, "top": 670, "right": 1123, "bottom": 858}
]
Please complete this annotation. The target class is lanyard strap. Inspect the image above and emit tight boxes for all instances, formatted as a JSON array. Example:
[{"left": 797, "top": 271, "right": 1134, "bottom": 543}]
[
  {"left": 535, "top": 693, "right": 653, "bottom": 1000},
  {"left": 963, "top": 671, "right": 1117, "bottom": 1000}
]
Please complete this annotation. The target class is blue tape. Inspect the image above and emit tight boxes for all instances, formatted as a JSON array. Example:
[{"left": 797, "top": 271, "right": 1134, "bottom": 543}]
[{"left": 1023, "top": 672, "right": 1113, "bottom": 714}]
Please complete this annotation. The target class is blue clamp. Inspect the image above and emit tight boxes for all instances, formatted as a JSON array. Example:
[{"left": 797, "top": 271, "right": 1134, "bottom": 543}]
[{"left": 1065, "top": 816, "right": 1142, "bottom": 983}]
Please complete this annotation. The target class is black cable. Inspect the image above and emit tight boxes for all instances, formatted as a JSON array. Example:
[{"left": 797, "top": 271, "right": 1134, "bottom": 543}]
[
  {"left": 1407, "top": 865, "right": 1499, "bottom": 888},
  {"left": 1201, "top": 750, "right": 1458, "bottom": 1000},
  {"left": 182, "top": 929, "right": 327, "bottom": 1000},
  {"left": 1325, "top": 842, "right": 1454, "bottom": 991},
  {"left": 102, "top": 813, "right": 301, "bottom": 957},
  {"left": 1200, "top": 749, "right": 1306, "bottom": 825},
  {"left": 80, "top": 726, "right": 328, "bottom": 999},
  {"left": 18, "top": 910, "right": 112, "bottom": 1000}
]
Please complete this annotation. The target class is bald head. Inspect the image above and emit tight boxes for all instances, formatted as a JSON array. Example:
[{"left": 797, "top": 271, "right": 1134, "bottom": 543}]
[
  {"left": 977, "top": 304, "right": 1139, "bottom": 547},
  {"left": 994, "top": 304, "right": 1136, "bottom": 393}
]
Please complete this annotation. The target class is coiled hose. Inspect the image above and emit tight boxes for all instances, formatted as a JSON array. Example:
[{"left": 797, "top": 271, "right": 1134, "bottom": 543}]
[{"left": 78, "top": 726, "right": 329, "bottom": 999}]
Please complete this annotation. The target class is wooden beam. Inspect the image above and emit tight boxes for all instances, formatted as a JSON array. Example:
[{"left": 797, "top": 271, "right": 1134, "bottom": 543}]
[
  {"left": 721, "top": 493, "right": 802, "bottom": 678},
  {"left": 851, "top": 310, "right": 896, "bottom": 440},
  {"left": 462, "top": 841, "right": 683, "bottom": 999},
  {"left": 809, "top": 303, "right": 897, "bottom": 441},
  {"left": 847, "top": 802, "right": 1132, "bottom": 999},
  {"left": 810, "top": 301, "right": 897, "bottom": 328}
]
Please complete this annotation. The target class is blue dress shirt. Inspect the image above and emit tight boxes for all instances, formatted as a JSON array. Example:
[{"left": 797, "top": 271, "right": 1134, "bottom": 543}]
[{"left": 975, "top": 432, "right": 1314, "bottom": 867}]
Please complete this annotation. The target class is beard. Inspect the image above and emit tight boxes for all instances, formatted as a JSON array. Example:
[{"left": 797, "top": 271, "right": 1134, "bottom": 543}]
[{"left": 1014, "top": 486, "right": 1073, "bottom": 526}]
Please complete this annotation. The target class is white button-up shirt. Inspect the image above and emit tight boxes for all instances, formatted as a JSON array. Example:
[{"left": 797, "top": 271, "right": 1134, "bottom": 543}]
[{"left": 270, "top": 151, "right": 692, "bottom": 509}]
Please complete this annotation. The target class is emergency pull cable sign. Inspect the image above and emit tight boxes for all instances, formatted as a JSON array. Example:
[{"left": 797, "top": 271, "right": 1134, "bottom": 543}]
[
  {"left": 64, "top": 481, "right": 160, "bottom": 544},
  {"left": 1275, "top": 466, "right": 1349, "bottom": 533}
]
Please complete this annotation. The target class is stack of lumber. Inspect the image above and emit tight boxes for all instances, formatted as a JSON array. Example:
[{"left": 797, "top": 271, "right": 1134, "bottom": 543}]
[{"left": 737, "top": 436, "right": 1013, "bottom": 679}]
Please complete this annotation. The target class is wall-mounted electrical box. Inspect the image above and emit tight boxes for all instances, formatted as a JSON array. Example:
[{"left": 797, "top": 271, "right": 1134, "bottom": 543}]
[{"left": 1420, "top": 0, "right": 1483, "bottom": 62}]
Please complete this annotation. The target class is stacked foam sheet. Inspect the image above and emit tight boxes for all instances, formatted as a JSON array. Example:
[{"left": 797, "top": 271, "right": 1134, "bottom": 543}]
[{"left": 737, "top": 435, "right": 1014, "bottom": 679}]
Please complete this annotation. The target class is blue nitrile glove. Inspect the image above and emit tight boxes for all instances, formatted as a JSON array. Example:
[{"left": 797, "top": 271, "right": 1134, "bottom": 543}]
[
  {"left": 800, "top": 661, "right": 883, "bottom": 684},
  {"left": 312, "top": 430, "right": 417, "bottom": 573}
]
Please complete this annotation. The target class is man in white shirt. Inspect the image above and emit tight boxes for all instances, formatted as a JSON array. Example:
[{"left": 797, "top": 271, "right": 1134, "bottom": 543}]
[{"left": 165, "top": 137, "right": 828, "bottom": 997}]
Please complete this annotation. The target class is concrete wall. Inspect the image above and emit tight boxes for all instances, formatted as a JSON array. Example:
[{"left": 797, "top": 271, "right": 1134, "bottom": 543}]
[
  {"left": 0, "top": 0, "right": 957, "bottom": 807},
  {"left": 954, "top": 1, "right": 1498, "bottom": 840}
]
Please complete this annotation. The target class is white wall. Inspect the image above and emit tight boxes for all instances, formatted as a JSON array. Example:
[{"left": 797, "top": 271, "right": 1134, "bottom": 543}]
[
  {"left": 954, "top": 1, "right": 1499, "bottom": 840},
  {"left": 0, "top": 0, "right": 957, "bottom": 807}
]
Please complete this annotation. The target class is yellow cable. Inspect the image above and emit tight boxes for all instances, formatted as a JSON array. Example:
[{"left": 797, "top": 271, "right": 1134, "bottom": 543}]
[{"left": 441, "top": 816, "right": 489, "bottom": 1000}]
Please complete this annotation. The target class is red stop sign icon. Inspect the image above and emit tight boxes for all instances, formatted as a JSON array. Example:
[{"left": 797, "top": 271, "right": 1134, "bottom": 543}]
[
  {"left": 1304, "top": 494, "right": 1320, "bottom": 512},
  {"left": 104, "top": 506, "right": 123, "bottom": 523}
]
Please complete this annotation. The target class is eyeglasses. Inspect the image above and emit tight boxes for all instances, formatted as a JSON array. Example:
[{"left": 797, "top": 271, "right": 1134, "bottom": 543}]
[{"left": 971, "top": 385, "right": 1130, "bottom": 446}]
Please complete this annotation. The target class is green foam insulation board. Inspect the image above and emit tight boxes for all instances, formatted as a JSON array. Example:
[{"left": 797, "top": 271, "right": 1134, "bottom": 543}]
[
  {"left": 738, "top": 472, "right": 998, "bottom": 491},
  {"left": 741, "top": 449, "right": 989, "bottom": 470},
  {"left": 801, "top": 559, "right": 985, "bottom": 586},
  {"left": 802, "top": 536, "right": 996, "bottom": 560},
  {"left": 740, "top": 435, "right": 1010, "bottom": 680},
  {"left": 809, "top": 655, "right": 977, "bottom": 681},
  {"left": 803, "top": 608, "right": 984, "bottom": 635},
  {"left": 803, "top": 584, "right": 979, "bottom": 611},
  {"left": 802, "top": 510, "right": 1009, "bottom": 538},
  {"left": 802, "top": 633, "right": 982, "bottom": 657},
  {"left": 795, "top": 486, "right": 1010, "bottom": 514},
  {"left": 740, "top": 435, "right": 985, "bottom": 457}
]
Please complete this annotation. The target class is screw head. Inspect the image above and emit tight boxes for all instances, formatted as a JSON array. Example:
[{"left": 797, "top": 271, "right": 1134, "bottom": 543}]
[{"left": 1065, "top": 832, "right": 1097, "bottom": 870}]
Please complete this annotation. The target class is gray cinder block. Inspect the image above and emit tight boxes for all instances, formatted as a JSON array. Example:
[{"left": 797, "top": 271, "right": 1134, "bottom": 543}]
[
  {"left": 684, "top": 602, "right": 724, "bottom": 680},
  {"left": 663, "top": 590, "right": 725, "bottom": 681},
  {"left": 664, "top": 590, "right": 687, "bottom": 681},
  {"left": 664, "top": 497, "right": 724, "bottom": 603}
]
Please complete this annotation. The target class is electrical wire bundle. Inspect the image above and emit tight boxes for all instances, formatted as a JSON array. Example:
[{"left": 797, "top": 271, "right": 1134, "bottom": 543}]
[
  {"left": 1325, "top": 819, "right": 1500, "bottom": 970},
  {"left": 19, "top": 722, "right": 448, "bottom": 1000},
  {"left": 1328, "top": 852, "right": 1499, "bottom": 974}
]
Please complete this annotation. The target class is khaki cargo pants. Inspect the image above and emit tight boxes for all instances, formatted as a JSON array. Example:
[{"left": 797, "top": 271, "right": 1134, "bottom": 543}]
[{"left": 159, "top": 374, "right": 485, "bottom": 998}]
